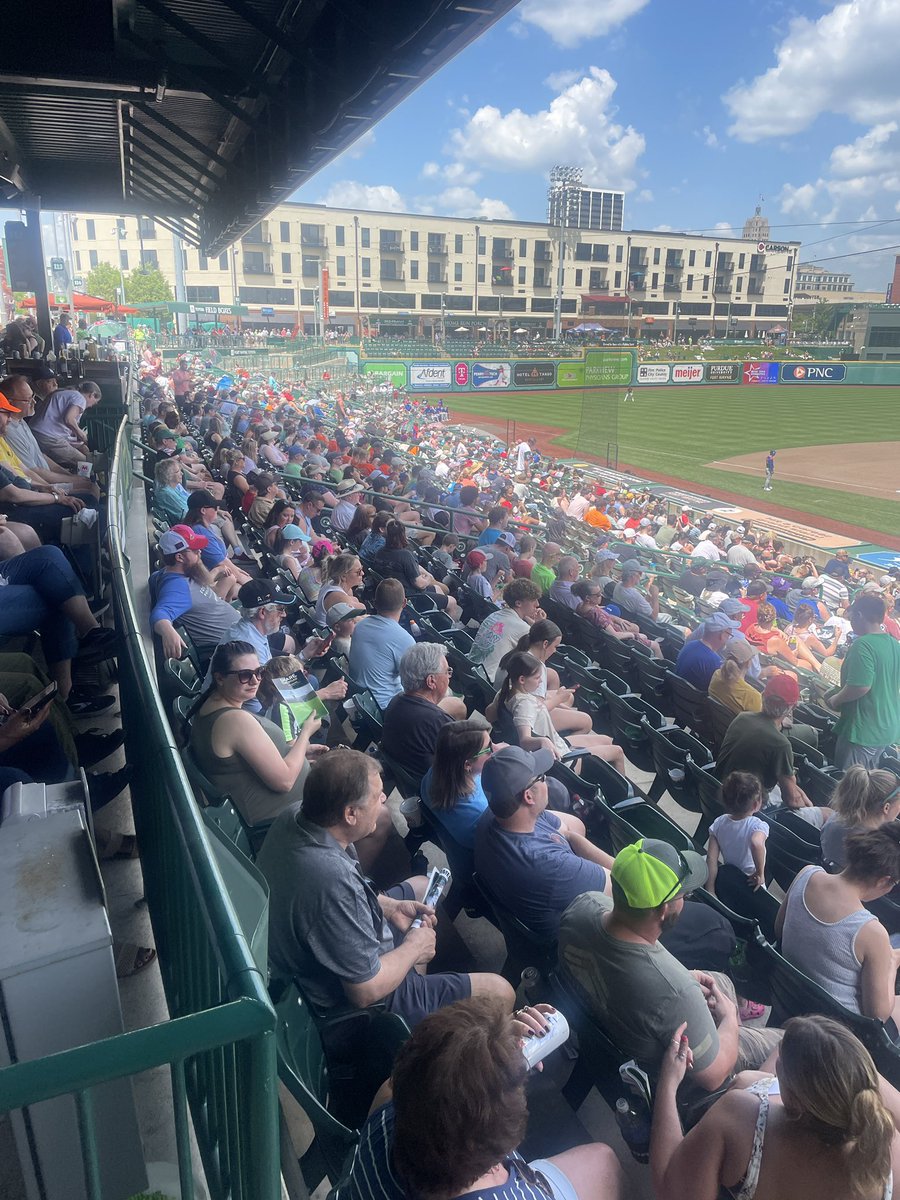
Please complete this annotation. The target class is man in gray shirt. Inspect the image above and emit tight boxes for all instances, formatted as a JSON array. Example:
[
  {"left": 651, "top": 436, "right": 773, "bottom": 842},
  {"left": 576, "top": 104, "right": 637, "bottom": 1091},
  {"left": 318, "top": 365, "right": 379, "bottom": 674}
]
[
  {"left": 612, "top": 558, "right": 659, "bottom": 620},
  {"left": 257, "top": 748, "right": 513, "bottom": 1026}
]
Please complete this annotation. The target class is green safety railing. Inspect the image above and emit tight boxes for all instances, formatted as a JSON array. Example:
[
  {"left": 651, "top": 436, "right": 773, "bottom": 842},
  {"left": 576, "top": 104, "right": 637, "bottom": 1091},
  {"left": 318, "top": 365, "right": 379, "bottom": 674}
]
[{"left": 0, "top": 406, "right": 281, "bottom": 1200}]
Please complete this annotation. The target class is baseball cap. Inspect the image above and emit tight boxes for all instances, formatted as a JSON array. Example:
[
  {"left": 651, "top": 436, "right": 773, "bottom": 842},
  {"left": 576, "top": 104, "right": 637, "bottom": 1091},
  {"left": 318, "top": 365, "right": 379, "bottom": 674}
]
[
  {"left": 482, "top": 746, "right": 554, "bottom": 814},
  {"left": 288, "top": 444, "right": 305, "bottom": 458},
  {"left": 466, "top": 550, "right": 487, "bottom": 570},
  {"left": 861, "top": 582, "right": 884, "bottom": 594},
  {"left": 638, "top": 518, "right": 651, "bottom": 527},
  {"left": 326, "top": 602, "right": 367, "bottom": 627},
  {"left": 622, "top": 528, "right": 637, "bottom": 539},
  {"left": 280, "top": 523, "right": 310, "bottom": 542},
  {"left": 153, "top": 426, "right": 176, "bottom": 442},
  {"left": 238, "top": 579, "right": 298, "bottom": 609},
  {"left": 496, "top": 531, "right": 517, "bottom": 548},
  {"left": 735, "top": 524, "right": 746, "bottom": 534},
  {"left": 620, "top": 558, "right": 643, "bottom": 574},
  {"left": 185, "top": 489, "right": 220, "bottom": 510},
  {"left": 764, "top": 673, "right": 800, "bottom": 706},
  {"left": 612, "top": 838, "right": 708, "bottom": 908},
  {"left": 596, "top": 549, "right": 619, "bottom": 563},
  {"left": 33, "top": 365, "right": 57, "bottom": 381},
  {"left": 801, "top": 576, "right": 820, "bottom": 590},
  {"left": 337, "top": 478, "right": 363, "bottom": 495},
  {"left": 719, "top": 597, "right": 750, "bottom": 616},
  {"left": 700, "top": 612, "right": 739, "bottom": 634},
  {"left": 746, "top": 580, "right": 768, "bottom": 597},
  {"left": 0, "top": 392, "right": 23, "bottom": 413},
  {"left": 159, "top": 524, "right": 208, "bottom": 554},
  {"left": 880, "top": 575, "right": 894, "bottom": 587},
  {"left": 723, "top": 637, "right": 756, "bottom": 665}
]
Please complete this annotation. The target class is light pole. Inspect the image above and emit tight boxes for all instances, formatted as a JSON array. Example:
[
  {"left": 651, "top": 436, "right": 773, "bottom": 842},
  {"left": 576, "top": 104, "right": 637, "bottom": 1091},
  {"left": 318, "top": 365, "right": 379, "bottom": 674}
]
[
  {"left": 474, "top": 222, "right": 480, "bottom": 324},
  {"left": 549, "top": 165, "right": 582, "bottom": 341}
]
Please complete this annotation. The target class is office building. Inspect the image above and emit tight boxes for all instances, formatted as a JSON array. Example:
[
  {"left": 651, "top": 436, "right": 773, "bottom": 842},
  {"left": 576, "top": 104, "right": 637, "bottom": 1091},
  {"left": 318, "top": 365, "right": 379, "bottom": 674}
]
[{"left": 548, "top": 186, "right": 624, "bottom": 232}]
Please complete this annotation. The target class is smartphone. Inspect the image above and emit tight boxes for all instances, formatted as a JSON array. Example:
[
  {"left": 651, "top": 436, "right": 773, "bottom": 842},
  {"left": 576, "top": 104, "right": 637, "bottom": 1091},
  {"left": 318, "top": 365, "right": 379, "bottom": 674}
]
[{"left": 18, "top": 681, "right": 59, "bottom": 720}]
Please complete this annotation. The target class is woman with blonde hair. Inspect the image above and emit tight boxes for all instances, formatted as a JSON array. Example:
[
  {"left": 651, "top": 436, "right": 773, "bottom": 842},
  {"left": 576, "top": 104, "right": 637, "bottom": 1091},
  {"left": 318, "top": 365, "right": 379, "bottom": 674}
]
[
  {"left": 709, "top": 638, "right": 761, "bottom": 715},
  {"left": 313, "top": 551, "right": 365, "bottom": 625},
  {"left": 651, "top": 1013, "right": 900, "bottom": 1200},
  {"left": 822, "top": 765, "right": 900, "bottom": 869}
]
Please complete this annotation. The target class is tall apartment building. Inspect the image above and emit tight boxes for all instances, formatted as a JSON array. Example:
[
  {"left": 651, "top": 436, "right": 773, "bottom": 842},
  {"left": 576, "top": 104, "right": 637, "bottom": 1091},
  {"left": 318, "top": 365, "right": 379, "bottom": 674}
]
[
  {"left": 66, "top": 201, "right": 799, "bottom": 339},
  {"left": 796, "top": 264, "right": 854, "bottom": 296},
  {"left": 547, "top": 186, "right": 624, "bottom": 232}
]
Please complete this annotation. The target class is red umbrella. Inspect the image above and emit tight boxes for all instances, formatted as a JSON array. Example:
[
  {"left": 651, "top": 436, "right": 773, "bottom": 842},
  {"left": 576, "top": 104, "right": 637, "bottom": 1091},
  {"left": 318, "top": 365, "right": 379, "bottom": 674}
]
[{"left": 20, "top": 291, "right": 139, "bottom": 314}]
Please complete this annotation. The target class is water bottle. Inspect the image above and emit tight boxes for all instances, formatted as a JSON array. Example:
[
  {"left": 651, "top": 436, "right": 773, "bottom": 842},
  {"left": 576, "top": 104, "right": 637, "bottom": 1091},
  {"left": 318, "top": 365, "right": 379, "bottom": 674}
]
[{"left": 615, "top": 1097, "right": 651, "bottom": 1164}]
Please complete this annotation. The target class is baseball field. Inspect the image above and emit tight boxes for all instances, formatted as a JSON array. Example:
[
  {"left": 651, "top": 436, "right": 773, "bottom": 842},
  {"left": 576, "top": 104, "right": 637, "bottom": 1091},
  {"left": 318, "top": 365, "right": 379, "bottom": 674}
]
[{"left": 447, "top": 383, "right": 900, "bottom": 543}]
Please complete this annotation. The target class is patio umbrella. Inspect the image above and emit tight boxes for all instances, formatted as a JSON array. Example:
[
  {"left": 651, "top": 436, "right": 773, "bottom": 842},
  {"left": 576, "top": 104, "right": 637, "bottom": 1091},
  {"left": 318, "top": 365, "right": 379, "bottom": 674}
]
[
  {"left": 513, "top": 327, "right": 528, "bottom": 334},
  {"left": 477, "top": 326, "right": 488, "bottom": 332},
  {"left": 454, "top": 325, "right": 470, "bottom": 332}
]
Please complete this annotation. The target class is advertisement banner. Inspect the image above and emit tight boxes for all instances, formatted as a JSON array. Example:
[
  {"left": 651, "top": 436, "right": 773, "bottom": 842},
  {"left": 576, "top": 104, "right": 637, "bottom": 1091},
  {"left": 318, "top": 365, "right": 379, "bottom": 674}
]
[
  {"left": 557, "top": 362, "right": 586, "bottom": 388},
  {"left": 705, "top": 362, "right": 741, "bottom": 383},
  {"left": 472, "top": 361, "right": 511, "bottom": 389},
  {"left": 637, "top": 364, "right": 671, "bottom": 384},
  {"left": 513, "top": 361, "right": 557, "bottom": 388},
  {"left": 584, "top": 349, "right": 633, "bottom": 387},
  {"left": 409, "top": 361, "right": 452, "bottom": 390},
  {"left": 320, "top": 268, "right": 329, "bottom": 321},
  {"left": 780, "top": 363, "right": 847, "bottom": 383},
  {"left": 672, "top": 363, "right": 704, "bottom": 383},
  {"left": 455, "top": 362, "right": 469, "bottom": 387},
  {"left": 363, "top": 361, "right": 407, "bottom": 389},
  {"left": 742, "top": 361, "right": 780, "bottom": 385}
]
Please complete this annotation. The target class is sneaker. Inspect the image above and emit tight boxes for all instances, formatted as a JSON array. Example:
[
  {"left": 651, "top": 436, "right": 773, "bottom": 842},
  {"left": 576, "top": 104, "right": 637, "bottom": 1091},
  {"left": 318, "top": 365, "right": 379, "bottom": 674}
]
[
  {"left": 76, "top": 627, "right": 120, "bottom": 664},
  {"left": 75, "top": 728, "right": 125, "bottom": 768},
  {"left": 87, "top": 765, "right": 132, "bottom": 811},
  {"left": 67, "top": 693, "right": 117, "bottom": 717}
]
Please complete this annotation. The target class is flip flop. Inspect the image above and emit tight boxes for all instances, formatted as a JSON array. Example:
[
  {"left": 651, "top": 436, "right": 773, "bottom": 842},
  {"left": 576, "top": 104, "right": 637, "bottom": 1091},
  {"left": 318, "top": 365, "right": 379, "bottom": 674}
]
[{"left": 115, "top": 943, "right": 157, "bottom": 978}]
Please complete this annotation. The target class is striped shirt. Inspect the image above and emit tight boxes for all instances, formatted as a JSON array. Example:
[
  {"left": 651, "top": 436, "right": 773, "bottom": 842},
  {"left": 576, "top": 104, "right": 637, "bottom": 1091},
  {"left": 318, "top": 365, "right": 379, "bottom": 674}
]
[
  {"left": 820, "top": 574, "right": 849, "bottom": 612},
  {"left": 334, "top": 1103, "right": 553, "bottom": 1200}
]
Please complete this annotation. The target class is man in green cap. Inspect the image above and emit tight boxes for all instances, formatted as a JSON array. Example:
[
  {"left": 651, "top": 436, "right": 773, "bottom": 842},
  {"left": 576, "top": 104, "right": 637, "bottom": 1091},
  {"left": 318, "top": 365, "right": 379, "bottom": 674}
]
[{"left": 559, "top": 838, "right": 782, "bottom": 1092}]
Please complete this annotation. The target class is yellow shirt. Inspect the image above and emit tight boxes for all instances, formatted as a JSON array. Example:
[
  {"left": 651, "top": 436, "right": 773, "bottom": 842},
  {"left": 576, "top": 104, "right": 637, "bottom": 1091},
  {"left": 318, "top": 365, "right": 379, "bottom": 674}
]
[
  {"left": 709, "top": 667, "right": 762, "bottom": 715},
  {"left": 0, "top": 436, "right": 26, "bottom": 476}
]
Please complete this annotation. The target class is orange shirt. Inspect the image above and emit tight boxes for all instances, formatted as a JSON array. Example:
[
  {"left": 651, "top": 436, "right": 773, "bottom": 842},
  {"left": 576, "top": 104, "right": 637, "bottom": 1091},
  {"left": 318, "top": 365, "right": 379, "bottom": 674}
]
[{"left": 584, "top": 507, "right": 612, "bottom": 529}]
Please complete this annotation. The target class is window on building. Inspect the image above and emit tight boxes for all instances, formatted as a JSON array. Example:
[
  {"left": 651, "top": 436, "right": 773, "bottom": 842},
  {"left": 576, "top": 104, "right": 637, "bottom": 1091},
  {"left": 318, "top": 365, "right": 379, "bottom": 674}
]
[
  {"left": 301, "top": 224, "right": 324, "bottom": 246},
  {"left": 492, "top": 264, "right": 513, "bottom": 285},
  {"left": 477, "top": 296, "right": 499, "bottom": 311},
  {"left": 575, "top": 243, "right": 591, "bottom": 261},
  {"left": 219, "top": 253, "right": 229, "bottom": 270},
  {"left": 88, "top": 250, "right": 98, "bottom": 268},
  {"left": 738, "top": 253, "right": 746, "bottom": 269},
  {"left": 243, "top": 251, "right": 266, "bottom": 273},
  {"left": 361, "top": 257, "right": 371, "bottom": 278},
  {"left": 328, "top": 290, "right": 353, "bottom": 307},
  {"left": 518, "top": 266, "right": 526, "bottom": 284},
  {"left": 138, "top": 218, "right": 156, "bottom": 238},
  {"left": 280, "top": 221, "right": 290, "bottom": 243},
  {"left": 141, "top": 249, "right": 158, "bottom": 268},
  {"left": 120, "top": 250, "right": 128, "bottom": 270},
  {"left": 85, "top": 220, "right": 96, "bottom": 240},
  {"left": 503, "top": 297, "right": 526, "bottom": 312},
  {"left": 689, "top": 250, "right": 696, "bottom": 267},
  {"left": 534, "top": 268, "right": 548, "bottom": 287},
  {"left": 588, "top": 269, "right": 605, "bottom": 291},
  {"left": 453, "top": 262, "right": 462, "bottom": 282},
  {"left": 704, "top": 250, "right": 712, "bottom": 268},
  {"left": 74, "top": 251, "right": 81, "bottom": 271},
  {"left": 443, "top": 294, "right": 473, "bottom": 311},
  {"left": 410, "top": 261, "right": 419, "bottom": 280},
  {"left": 360, "top": 227, "right": 370, "bottom": 248},
  {"left": 702, "top": 275, "right": 710, "bottom": 291},
  {"left": 651, "top": 272, "right": 658, "bottom": 289},
  {"left": 282, "top": 253, "right": 291, "bottom": 273},
  {"left": 238, "top": 287, "right": 294, "bottom": 304},
  {"left": 186, "top": 285, "right": 221, "bottom": 303},
  {"left": 519, "top": 239, "right": 527, "bottom": 257},
  {"left": 786, "top": 255, "right": 793, "bottom": 271},
  {"left": 336, "top": 255, "right": 346, "bottom": 276},
  {"left": 335, "top": 226, "right": 345, "bottom": 246},
  {"left": 531, "top": 298, "right": 554, "bottom": 312},
  {"left": 736, "top": 276, "right": 743, "bottom": 293},
  {"left": 614, "top": 270, "right": 621, "bottom": 288},
  {"left": 427, "top": 262, "right": 445, "bottom": 284},
  {"left": 575, "top": 269, "right": 583, "bottom": 287},
  {"left": 454, "top": 234, "right": 463, "bottom": 254},
  {"left": 198, "top": 253, "right": 208, "bottom": 270},
  {"left": 686, "top": 274, "right": 693, "bottom": 289},
  {"left": 653, "top": 248, "right": 660, "bottom": 264},
  {"left": 410, "top": 232, "right": 419, "bottom": 251},
  {"left": 477, "top": 263, "right": 485, "bottom": 283},
  {"left": 616, "top": 245, "right": 623, "bottom": 262},
  {"left": 380, "top": 229, "right": 402, "bottom": 251},
  {"left": 301, "top": 256, "right": 320, "bottom": 278},
  {"left": 478, "top": 235, "right": 486, "bottom": 255}
]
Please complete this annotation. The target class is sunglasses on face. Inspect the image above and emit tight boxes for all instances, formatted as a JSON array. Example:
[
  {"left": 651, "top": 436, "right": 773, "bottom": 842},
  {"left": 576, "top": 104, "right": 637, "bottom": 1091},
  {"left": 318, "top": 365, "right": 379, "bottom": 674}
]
[
  {"left": 469, "top": 744, "right": 493, "bottom": 761},
  {"left": 224, "top": 668, "right": 263, "bottom": 684},
  {"left": 526, "top": 773, "right": 547, "bottom": 788}
]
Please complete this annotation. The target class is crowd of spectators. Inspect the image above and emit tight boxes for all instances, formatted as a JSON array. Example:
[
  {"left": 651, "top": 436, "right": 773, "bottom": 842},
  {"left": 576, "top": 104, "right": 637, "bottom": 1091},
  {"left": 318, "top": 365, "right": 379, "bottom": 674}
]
[{"left": 135, "top": 349, "right": 900, "bottom": 1199}]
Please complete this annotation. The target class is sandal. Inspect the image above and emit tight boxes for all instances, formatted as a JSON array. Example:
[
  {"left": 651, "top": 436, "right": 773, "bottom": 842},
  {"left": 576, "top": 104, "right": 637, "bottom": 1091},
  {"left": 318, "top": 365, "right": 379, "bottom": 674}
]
[
  {"left": 739, "top": 999, "right": 766, "bottom": 1022},
  {"left": 115, "top": 942, "right": 157, "bottom": 978},
  {"left": 96, "top": 829, "right": 139, "bottom": 860}
]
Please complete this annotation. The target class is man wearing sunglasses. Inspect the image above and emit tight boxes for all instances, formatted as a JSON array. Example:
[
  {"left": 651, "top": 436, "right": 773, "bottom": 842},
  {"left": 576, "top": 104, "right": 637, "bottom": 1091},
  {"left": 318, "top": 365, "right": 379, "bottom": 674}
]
[
  {"left": 559, "top": 839, "right": 782, "bottom": 1094},
  {"left": 473, "top": 747, "right": 615, "bottom": 940}
]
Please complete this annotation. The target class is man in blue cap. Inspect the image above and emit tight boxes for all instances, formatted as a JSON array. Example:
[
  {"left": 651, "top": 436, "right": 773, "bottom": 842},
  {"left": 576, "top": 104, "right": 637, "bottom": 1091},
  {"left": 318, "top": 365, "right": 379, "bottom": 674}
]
[{"left": 674, "top": 611, "right": 739, "bottom": 692}]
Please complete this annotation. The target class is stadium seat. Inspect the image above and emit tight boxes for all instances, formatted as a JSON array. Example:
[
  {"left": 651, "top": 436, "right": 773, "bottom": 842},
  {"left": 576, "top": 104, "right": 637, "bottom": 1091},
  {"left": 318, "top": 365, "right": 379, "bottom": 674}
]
[
  {"left": 666, "top": 671, "right": 708, "bottom": 737},
  {"left": 703, "top": 695, "right": 736, "bottom": 757},
  {"left": 471, "top": 872, "right": 556, "bottom": 984},
  {"left": 629, "top": 649, "right": 674, "bottom": 714},
  {"left": 686, "top": 756, "right": 725, "bottom": 841},
  {"left": 598, "top": 687, "right": 662, "bottom": 770},
  {"left": 759, "top": 811, "right": 822, "bottom": 891},
  {"left": 643, "top": 722, "right": 713, "bottom": 824},
  {"left": 710, "top": 862, "right": 781, "bottom": 945}
]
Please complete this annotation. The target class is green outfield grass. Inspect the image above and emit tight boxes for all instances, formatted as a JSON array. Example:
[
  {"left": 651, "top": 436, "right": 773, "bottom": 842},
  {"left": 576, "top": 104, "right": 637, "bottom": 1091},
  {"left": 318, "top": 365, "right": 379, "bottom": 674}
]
[{"left": 448, "top": 383, "right": 900, "bottom": 538}]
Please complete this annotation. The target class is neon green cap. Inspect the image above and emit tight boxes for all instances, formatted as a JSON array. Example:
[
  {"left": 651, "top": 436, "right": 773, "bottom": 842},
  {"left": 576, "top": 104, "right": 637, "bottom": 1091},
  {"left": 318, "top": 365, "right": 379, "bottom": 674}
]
[{"left": 611, "top": 838, "right": 708, "bottom": 908}]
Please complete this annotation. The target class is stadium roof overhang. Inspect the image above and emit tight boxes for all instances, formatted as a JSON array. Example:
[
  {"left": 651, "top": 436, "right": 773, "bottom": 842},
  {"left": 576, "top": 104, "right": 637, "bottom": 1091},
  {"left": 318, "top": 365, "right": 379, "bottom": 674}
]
[{"left": 0, "top": 0, "right": 518, "bottom": 256}]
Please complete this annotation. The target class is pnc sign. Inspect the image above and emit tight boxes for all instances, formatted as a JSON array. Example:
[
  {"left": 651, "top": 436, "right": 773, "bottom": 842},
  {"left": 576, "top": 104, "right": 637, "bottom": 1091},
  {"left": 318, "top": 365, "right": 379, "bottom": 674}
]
[{"left": 781, "top": 363, "right": 847, "bottom": 383}]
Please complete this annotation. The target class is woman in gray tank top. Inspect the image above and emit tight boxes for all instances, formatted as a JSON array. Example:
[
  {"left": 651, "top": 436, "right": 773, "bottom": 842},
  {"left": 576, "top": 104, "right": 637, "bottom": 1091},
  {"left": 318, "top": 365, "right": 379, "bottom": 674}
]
[
  {"left": 777, "top": 824, "right": 900, "bottom": 1026},
  {"left": 821, "top": 765, "right": 900, "bottom": 869},
  {"left": 189, "top": 640, "right": 320, "bottom": 830}
]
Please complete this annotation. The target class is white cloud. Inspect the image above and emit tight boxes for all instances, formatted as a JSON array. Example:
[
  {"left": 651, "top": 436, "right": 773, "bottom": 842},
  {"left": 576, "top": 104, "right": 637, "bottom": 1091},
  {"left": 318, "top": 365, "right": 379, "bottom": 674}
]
[
  {"left": 635, "top": 188, "right": 653, "bottom": 203},
  {"left": 416, "top": 187, "right": 514, "bottom": 220},
  {"left": 518, "top": 0, "right": 649, "bottom": 48},
  {"left": 777, "top": 122, "right": 900, "bottom": 221},
  {"left": 448, "top": 67, "right": 645, "bottom": 190},
  {"left": 345, "top": 128, "right": 375, "bottom": 159},
  {"left": 544, "top": 68, "right": 584, "bottom": 91},
  {"left": 697, "top": 125, "right": 722, "bottom": 150},
  {"left": 713, "top": 221, "right": 733, "bottom": 232},
  {"left": 830, "top": 121, "right": 899, "bottom": 177},
  {"left": 315, "top": 181, "right": 406, "bottom": 212},
  {"left": 421, "top": 162, "right": 441, "bottom": 179},
  {"left": 725, "top": 0, "right": 900, "bottom": 142},
  {"left": 653, "top": 224, "right": 673, "bottom": 232}
]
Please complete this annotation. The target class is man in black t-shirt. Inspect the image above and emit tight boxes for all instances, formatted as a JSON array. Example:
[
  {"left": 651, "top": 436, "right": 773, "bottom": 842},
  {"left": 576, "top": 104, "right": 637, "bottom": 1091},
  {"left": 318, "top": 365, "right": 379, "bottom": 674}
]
[{"left": 381, "top": 643, "right": 463, "bottom": 779}]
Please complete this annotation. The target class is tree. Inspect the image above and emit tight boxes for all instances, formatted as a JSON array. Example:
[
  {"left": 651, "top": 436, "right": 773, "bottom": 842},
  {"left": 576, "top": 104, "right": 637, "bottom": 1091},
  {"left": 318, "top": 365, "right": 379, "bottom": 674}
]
[
  {"left": 84, "top": 261, "right": 122, "bottom": 302},
  {"left": 125, "top": 265, "right": 173, "bottom": 304},
  {"left": 792, "top": 298, "right": 834, "bottom": 340}
]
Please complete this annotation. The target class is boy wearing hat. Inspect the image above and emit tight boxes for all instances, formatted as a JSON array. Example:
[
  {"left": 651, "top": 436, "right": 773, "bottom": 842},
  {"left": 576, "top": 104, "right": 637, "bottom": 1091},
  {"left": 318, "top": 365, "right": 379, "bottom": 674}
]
[
  {"left": 473, "top": 747, "right": 614, "bottom": 938},
  {"left": 559, "top": 839, "right": 782, "bottom": 1091}
]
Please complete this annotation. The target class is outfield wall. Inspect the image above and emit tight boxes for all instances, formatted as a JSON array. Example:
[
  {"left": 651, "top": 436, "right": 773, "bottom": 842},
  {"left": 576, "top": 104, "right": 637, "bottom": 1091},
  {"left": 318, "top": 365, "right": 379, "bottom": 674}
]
[{"left": 364, "top": 352, "right": 900, "bottom": 391}]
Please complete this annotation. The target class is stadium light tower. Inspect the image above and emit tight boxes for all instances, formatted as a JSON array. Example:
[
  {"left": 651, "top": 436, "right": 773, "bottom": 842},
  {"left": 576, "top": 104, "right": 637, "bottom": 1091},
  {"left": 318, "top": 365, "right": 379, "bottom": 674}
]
[{"left": 549, "top": 165, "right": 582, "bottom": 341}]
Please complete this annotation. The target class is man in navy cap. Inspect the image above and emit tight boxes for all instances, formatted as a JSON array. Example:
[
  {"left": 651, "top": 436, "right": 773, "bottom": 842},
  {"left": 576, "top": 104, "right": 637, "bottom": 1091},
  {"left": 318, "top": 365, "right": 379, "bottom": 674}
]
[{"left": 674, "top": 611, "right": 739, "bottom": 692}]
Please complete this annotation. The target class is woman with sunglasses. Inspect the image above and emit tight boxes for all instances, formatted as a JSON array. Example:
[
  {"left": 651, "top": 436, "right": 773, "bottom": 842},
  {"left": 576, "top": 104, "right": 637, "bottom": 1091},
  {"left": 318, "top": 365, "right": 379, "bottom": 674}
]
[
  {"left": 189, "top": 640, "right": 321, "bottom": 831},
  {"left": 313, "top": 551, "right": 366, "bottom": 625},
  {"left": 420, "top": 717, "right": 495, "bottom": 851}
]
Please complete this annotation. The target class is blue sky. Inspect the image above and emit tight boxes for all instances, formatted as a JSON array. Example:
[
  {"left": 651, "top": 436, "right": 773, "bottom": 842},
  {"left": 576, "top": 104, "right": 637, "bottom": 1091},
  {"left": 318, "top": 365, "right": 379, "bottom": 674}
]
[{"left": 293, "top": 0, "right": 900, "bottom": 290}]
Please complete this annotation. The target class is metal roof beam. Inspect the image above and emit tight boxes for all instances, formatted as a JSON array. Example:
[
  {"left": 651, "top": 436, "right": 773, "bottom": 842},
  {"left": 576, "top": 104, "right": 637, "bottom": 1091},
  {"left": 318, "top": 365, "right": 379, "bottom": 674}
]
[
  {"left": 119, "top": 29, "right": 255, "bottom": 124},
  {"left": 212, "top": 0, "right": 299, "bottom": 54},
  {"left": 127, "top": 160, "right": 194, "bottom": 212},
  {"left": 134, "top": 0, "right": 273, "bottom": 97},
  {"left": 124, "top": 122, "right": 216, "bottom": 198},
  {"left": 153, "top": 213, "right": 201, "bottom": 249},
  {"left": 131, "top": 102, "right": 232, "bottom": 173}
]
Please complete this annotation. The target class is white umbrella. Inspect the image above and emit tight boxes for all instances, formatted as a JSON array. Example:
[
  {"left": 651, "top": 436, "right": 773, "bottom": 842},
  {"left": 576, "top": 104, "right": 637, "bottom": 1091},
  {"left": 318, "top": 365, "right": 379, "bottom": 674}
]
[
  {"left": 454, "top": 325, "right": 470, "bottom": 332},
  {"left": 513, "top": 327, "right": 528, "bottom": 334},
  {"left": 477, "top": 326, "right": 488, "bottom": 332}
]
